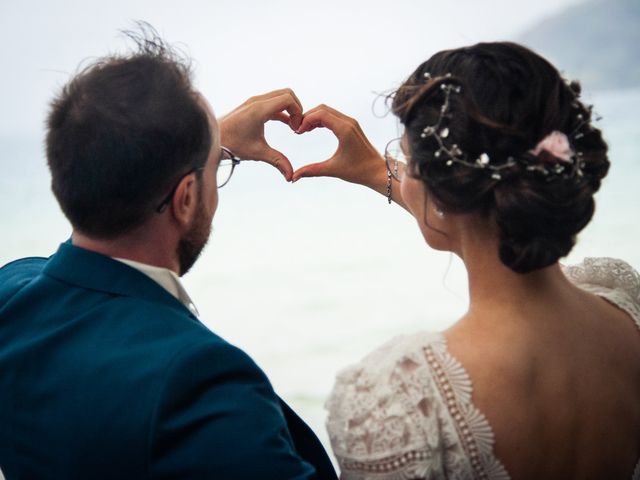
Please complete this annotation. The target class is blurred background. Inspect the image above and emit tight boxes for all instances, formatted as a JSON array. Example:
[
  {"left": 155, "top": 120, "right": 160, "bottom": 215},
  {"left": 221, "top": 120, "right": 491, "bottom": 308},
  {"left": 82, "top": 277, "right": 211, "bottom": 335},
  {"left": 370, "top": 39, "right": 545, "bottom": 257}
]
[{"left": 1, "top": 0, "right": 638, "bottom": 458}]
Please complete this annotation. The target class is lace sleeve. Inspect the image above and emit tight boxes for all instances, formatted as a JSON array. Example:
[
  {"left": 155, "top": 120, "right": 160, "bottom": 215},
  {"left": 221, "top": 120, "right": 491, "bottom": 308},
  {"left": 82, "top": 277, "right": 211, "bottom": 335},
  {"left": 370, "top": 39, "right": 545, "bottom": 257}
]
[
  {"left": 562, "top": 257, "right": 640, "bottom": 327},
  {"left": 325, "top": 335, "right": 449, "bottom": 480}
]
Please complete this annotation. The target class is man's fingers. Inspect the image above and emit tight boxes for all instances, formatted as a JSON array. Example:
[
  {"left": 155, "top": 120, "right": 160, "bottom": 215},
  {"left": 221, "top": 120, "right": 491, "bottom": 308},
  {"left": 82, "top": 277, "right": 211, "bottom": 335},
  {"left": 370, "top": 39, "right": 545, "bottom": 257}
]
[
  {"left": 270, "top": 112, "right": 291, "bottom": 124},
  {"left": 270, "top": 112, "right": 306, "bottom": 131},
  {"left": 292, "top": 160, "right": 333, "bottom": 182},
  {"left": 261, "top": 92, "right": 303, "bottom": 131},
  {"left": 261, "top": 146, "right": 294, "bottom": 182},
  {"left": 275, "top": 88, "right": 303, "bottom": 117},
  {"left": 249, "top": 88, "right": 301, "bottom": 108}
]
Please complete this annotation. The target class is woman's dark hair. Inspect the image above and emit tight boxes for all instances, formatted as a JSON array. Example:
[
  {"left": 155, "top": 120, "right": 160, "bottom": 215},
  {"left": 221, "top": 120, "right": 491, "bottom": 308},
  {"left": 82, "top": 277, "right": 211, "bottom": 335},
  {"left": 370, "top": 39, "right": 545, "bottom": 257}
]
[
  {"left": 46, "top": 23, "right": 212, "bottom": 238},
  {"left": 391, "top": 42, "right": 609, "bottom": 273}
]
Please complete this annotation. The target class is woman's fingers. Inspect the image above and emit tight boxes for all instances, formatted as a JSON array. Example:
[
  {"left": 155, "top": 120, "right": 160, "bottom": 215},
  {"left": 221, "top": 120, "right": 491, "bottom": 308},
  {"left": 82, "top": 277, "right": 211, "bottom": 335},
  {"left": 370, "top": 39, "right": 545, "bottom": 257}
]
[
  {"left": 296, "top": 105, "right": 359, "bottom": 140},
  {"left": 292, "top": 159, "right": 334, "bottom": 182},
  {"left": 293, "top": 104, "right": 385, "bottom": 187},
  {"left": 296, "top": 108, "right": 340, "bottom": 136},
  {"left": 292, "top": 107, "right": 350, "bottom": 181}
]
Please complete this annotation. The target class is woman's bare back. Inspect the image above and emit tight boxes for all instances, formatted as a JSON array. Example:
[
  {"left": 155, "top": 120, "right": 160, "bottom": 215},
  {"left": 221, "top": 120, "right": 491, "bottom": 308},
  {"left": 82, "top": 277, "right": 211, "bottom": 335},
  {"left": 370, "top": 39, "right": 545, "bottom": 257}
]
[
  {"left": 327, "top": 259, "right": 640, "bottom": 480},
  {"left": 445, "top": 287, "right": 640, "bottom": 479}
]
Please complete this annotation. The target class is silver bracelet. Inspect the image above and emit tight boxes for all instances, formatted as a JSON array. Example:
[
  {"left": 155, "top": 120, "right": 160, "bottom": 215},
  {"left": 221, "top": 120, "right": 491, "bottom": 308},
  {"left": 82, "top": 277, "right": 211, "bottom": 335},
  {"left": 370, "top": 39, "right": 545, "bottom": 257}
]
[{"left": 386, "top": 159, "right": 398, "bottom": 204}]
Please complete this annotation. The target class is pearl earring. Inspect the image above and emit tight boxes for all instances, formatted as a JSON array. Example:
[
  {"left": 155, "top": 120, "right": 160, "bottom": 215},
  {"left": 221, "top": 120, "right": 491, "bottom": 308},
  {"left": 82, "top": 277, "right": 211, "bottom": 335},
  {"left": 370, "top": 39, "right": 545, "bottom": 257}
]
[{"left": 434, "top": 207, "right": 445, "bottom": 219}]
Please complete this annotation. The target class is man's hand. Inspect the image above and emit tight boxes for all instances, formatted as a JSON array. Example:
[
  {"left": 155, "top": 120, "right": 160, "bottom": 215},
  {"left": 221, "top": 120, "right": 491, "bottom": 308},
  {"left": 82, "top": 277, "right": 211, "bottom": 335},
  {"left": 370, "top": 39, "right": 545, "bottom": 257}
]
[{"left": 219, "top": 89, "right": 303, "bottom": 182}]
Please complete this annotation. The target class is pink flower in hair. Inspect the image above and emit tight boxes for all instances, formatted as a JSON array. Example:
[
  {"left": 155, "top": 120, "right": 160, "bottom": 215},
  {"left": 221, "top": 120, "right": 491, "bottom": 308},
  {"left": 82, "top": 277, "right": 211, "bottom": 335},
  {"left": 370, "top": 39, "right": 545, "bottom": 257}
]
[{"left": 529, "top": 131, "right": 574, "bottom": 162}]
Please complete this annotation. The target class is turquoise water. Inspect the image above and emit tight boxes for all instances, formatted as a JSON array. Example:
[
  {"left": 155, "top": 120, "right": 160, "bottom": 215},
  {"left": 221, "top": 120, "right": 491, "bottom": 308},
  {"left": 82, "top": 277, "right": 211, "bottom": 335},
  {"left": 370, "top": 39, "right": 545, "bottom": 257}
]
[{"left": 1, "top": 88, "right": 638, "bottom": 454}]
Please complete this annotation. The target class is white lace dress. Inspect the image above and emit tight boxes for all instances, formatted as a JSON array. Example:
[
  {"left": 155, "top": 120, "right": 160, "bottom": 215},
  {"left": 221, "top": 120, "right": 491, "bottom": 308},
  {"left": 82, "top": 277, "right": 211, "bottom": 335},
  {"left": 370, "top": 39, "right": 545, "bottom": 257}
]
[{"left": 326, "top": 258, "right": 640, "bottom": 479}]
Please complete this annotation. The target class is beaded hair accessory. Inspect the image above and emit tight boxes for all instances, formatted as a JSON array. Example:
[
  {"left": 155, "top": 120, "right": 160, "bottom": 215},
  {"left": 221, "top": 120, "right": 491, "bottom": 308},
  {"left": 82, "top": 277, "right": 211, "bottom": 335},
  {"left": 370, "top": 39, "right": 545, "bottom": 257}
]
[{"left": 419, "top": 72, "right": 592, "bottom": 181}]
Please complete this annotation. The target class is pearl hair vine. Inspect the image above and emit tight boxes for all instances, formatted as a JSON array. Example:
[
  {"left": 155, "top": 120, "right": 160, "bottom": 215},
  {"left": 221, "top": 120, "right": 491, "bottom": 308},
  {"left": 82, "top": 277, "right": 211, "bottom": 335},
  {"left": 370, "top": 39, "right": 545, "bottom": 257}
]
[{"left": 418, "top": 71, "right": 597, "bottom": 182}]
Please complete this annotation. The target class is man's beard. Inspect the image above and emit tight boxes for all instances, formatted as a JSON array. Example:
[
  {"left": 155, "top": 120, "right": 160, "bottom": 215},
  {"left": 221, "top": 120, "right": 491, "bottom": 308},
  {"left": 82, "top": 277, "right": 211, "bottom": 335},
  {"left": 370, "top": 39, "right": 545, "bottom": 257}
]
[{"left": 176, "top": 194, "right": 212, "bottom": 276}]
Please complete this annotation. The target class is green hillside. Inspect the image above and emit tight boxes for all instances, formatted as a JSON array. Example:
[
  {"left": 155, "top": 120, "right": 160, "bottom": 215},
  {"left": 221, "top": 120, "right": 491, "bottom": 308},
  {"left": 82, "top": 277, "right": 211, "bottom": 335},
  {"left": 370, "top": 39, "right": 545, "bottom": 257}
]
[{"left": 519, "top": 0, "right": 640, "bottom": 90}]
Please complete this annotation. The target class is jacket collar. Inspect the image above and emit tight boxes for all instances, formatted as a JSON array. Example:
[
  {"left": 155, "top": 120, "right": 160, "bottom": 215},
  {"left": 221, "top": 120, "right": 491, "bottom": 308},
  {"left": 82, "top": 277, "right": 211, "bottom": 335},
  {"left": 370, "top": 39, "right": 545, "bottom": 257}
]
[{"left": 43, "top": 242, "right": 196, "bottom": 319}]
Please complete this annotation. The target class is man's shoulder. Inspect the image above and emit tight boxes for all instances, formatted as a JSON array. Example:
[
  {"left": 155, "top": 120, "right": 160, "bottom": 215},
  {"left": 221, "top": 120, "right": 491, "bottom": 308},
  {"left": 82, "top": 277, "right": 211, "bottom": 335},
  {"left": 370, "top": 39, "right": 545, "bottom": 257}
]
[
  {"left": 111, "top": 297, "right": 257, "bottom": 371},
  {"left": 1, "top": 256, "right": 48, "bottom": 275},
  {"left": 0, "top": 253, "right": 248, "bottom": 370},
  {"left": 0, "top": 256, "right": 48, "bottom": 299}
]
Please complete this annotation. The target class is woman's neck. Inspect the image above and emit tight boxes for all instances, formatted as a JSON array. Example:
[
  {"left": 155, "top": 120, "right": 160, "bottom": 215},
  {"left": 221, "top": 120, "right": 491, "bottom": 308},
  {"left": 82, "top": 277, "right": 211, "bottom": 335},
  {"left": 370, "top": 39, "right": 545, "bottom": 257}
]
[
  {"left": 466, "top": 252, "right": 568, "bottom": 312},
  {"left": 454, "top": 221, "right": 576, "bottom": 326}
]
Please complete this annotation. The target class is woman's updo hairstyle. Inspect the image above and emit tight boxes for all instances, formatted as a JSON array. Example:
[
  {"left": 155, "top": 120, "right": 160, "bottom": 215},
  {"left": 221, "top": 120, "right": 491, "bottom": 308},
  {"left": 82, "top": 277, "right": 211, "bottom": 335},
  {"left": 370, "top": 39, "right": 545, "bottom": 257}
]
[{"left": 391, "top": 42, "right": 609, "bottom": 274}]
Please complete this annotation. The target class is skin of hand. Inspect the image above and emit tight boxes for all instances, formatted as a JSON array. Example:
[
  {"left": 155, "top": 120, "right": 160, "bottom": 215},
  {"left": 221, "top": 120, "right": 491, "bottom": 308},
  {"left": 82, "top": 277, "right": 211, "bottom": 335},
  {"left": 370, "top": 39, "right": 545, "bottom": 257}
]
[
  {"left": 292, "top": 104, "right": 408, "bottom": 210},
  {"left": 218, "top": 88, "right": 304, "bottom": 182}
]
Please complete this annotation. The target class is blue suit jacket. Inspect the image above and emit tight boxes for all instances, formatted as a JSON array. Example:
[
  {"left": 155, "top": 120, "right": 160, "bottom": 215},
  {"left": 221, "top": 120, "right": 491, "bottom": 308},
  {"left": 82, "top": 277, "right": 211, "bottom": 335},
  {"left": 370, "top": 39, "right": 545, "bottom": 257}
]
[{"left": 0, "top": 242, "right": 337, "bottom": 479}]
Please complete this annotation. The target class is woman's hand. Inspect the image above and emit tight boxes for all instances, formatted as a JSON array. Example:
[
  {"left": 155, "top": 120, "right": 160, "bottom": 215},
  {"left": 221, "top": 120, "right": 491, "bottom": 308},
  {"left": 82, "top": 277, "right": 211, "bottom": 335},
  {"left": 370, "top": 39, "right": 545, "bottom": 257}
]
[
  {"left": 292, "top": 105, "right": 383, "bottom": 185},
  {"left": 292, "top": 105, "right": 407, "bottom": 209},
  {"left": 218, "top": 89, "right": 303, "bottom": 182}
]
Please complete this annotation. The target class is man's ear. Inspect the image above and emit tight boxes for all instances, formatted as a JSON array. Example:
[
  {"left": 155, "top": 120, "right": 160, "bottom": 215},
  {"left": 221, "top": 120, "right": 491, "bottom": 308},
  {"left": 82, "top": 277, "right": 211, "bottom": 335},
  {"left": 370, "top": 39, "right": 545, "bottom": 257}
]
[{"left": 170, "top": 173, "right": 199, "bottom": 228}]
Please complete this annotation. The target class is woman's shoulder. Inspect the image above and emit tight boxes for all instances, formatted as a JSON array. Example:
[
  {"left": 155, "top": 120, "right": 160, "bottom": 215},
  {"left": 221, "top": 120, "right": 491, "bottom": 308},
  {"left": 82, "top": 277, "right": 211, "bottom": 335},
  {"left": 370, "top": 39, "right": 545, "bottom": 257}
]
[
  {"left": 563, "top": 257, "right": 639, "bottom": 295},
  {"left": 328, "top": 331, "right": 443, "bottom": 400},
  {"left": 325, "top": 331, "right": 511, "bottom": 479},
  {"left": 563, "top": 257, "right": 640, "bottom": 325},
  {"left": 325, "top": 331, "right": 459, "bottom": 478}
]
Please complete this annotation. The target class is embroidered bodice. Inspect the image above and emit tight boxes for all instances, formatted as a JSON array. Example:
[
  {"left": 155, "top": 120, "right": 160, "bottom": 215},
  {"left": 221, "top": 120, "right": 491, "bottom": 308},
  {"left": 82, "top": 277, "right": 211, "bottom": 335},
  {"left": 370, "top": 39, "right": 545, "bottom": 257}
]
[{"left": 326, "top": 258, "right": 640, "bottom": 479}]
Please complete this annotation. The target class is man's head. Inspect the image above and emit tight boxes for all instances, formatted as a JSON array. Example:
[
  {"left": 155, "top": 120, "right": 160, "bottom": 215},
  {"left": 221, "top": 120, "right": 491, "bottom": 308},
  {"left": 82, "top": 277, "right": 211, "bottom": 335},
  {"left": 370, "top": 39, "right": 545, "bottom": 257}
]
[
  {"left": 46, "top": 26, "right": 214, "bottom": 241},
  {"left": 46, "top": 25, "right": 219, "bottom": 275}
]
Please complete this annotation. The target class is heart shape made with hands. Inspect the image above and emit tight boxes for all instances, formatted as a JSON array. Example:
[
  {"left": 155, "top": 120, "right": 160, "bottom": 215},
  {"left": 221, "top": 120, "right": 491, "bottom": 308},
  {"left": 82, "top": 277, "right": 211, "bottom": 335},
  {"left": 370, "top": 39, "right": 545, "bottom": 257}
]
[{"left": 264, "top": 120, "right": 338, "bottom": 181}]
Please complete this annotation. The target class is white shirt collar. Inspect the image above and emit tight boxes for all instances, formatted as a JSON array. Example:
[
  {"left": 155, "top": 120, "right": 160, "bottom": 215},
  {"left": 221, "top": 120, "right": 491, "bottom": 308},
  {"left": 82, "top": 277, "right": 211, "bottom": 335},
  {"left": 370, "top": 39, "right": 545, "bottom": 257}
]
[{"left": 113, "top": 257, "right": 200, "bottom": 317}]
